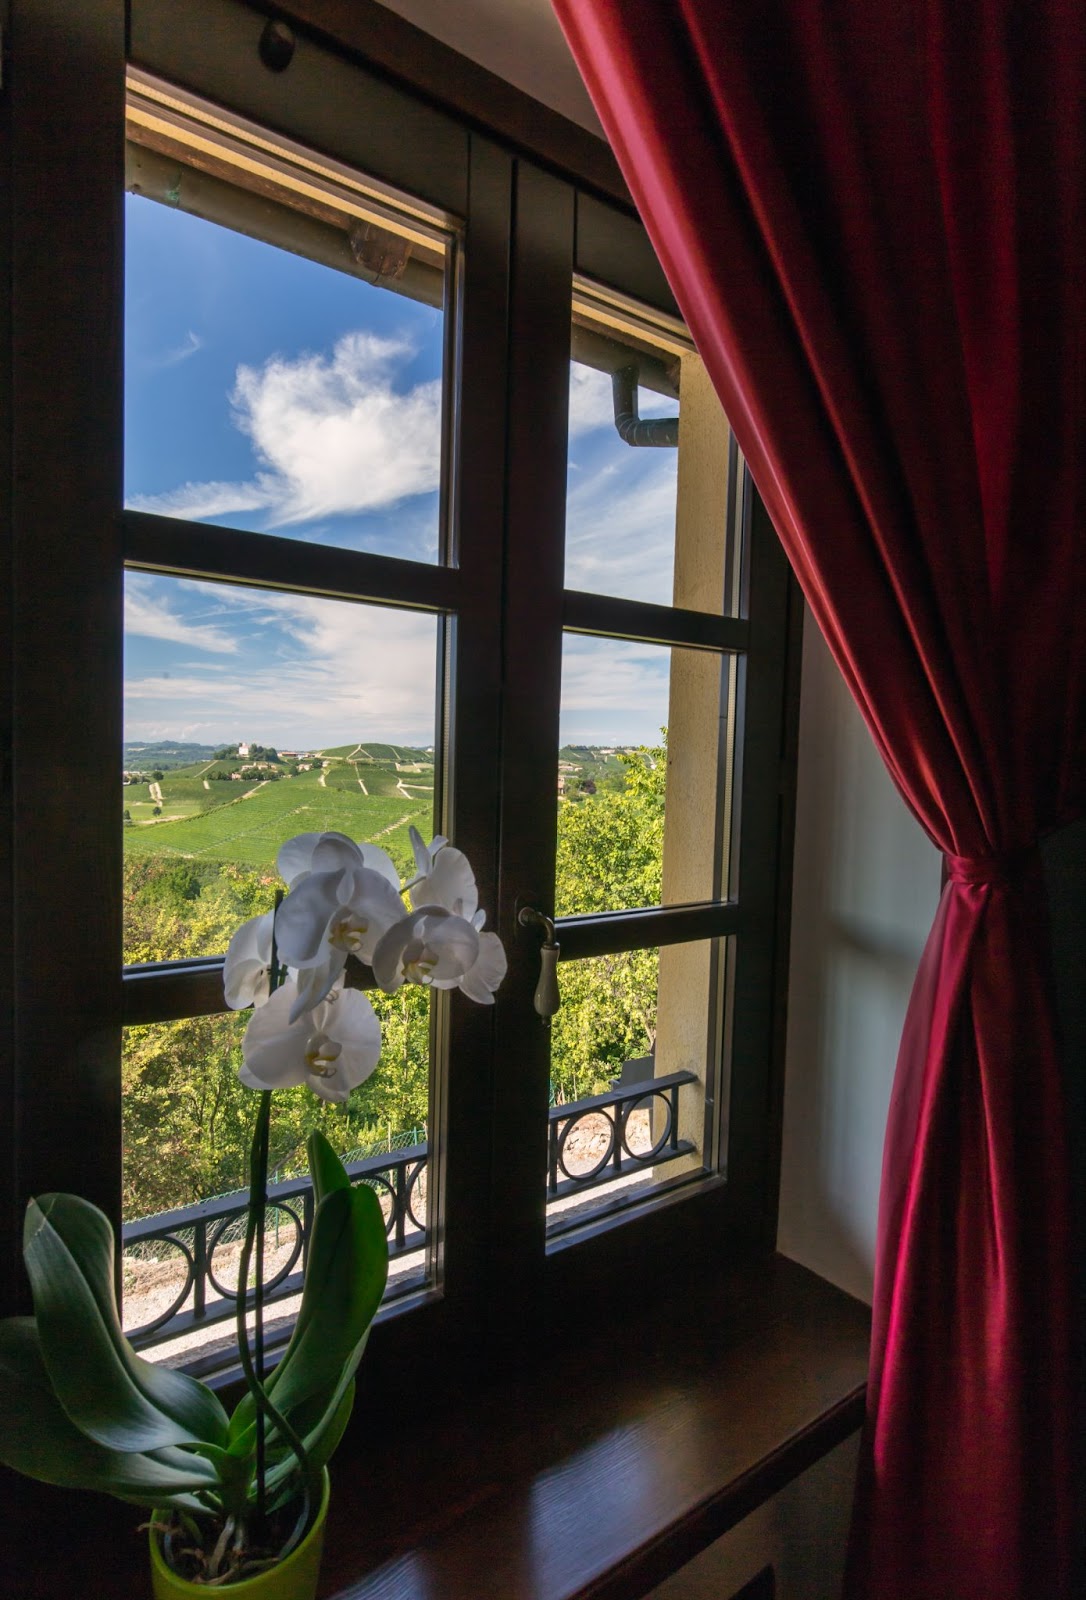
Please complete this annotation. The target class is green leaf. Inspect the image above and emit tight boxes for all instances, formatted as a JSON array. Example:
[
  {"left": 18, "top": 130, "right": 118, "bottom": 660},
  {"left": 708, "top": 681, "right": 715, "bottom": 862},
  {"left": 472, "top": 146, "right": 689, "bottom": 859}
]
[
  {"left": 0, "top": 1318, "right": 221, "bottom": 1511},
  {"left": 229, "top": 1182, "right": 387, "bottom": 1446},
  {"left": 307, "top": 1128, "right": 351, "bottom": 1203},
  {"left": 262, "top": 1380, "right": 355, "bottom": 1512},
  {"left": 24, "top": 1193, "right": 229, "bottom": 1453}
]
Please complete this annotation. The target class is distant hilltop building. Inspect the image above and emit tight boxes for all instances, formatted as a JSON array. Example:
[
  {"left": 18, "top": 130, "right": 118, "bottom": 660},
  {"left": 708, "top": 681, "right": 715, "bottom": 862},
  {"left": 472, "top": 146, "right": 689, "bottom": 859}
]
[{"left": 237, "top": 741, "right": 250, "bottom": 758}]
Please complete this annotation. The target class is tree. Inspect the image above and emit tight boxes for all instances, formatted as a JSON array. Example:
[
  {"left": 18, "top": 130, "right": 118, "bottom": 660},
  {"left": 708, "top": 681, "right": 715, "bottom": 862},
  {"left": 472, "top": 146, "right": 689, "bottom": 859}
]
[{"left": 550, "top": 736, "right": 666, "bottom": 1103}]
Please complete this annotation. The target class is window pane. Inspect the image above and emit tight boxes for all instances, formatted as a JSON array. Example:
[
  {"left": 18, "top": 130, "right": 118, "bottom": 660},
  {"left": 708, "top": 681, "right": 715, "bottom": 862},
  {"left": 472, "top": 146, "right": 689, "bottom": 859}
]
[
  {"left": 123, "top": 573, "right": 439, "bottom": 963},
  {"left": 546, "top": 938, "right": 729, "bottom": 1234},
  {"left": 122, "top": 1005, "right": 431, "bottom": 1366},
  {"left": 124, "top": 91, "right": 450, "bottom": 563},
  {"left": 556, "top": 635, "right": 735, "bottom": 915},
  {"left": 566, "top": 284, "right": 741, "bottom": 614}
]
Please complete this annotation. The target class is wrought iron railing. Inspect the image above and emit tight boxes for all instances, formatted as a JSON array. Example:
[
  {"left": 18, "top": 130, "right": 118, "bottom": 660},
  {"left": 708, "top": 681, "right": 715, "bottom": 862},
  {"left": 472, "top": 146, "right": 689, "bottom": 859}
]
[
  {"left": 122, "top": 1143, "right": 427, "bottom": 1352},
  {"left": 546, "top": 1070, "right": 698, "bottom": 1201},
  {"left": 122, "top": 1071, "right": 700, "bottom": 1357}
]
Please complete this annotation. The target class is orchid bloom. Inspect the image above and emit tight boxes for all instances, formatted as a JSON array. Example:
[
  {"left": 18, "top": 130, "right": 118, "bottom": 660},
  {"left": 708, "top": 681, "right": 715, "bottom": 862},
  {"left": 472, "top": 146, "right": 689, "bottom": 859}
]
[
  {"left": 274, "top": 834, "right": 405, "bottom": 1022},
  {"left": 239, "top": 979, "right": 381, "bottom": 1103},
  {"left": 403, "top": 827, "right": 506, "bottom": 1002},
  {"left": 276, "top": 829, "right": 400, "bottom": 893},
  {"left": 406, "top": 827, "right": 479, "bottom": 921},
  {"left": 372, "top": 905, "right": 480, "bottom": 993},
  {"left": 223, "top": 911, "right": 275, "bottom": 1010}
]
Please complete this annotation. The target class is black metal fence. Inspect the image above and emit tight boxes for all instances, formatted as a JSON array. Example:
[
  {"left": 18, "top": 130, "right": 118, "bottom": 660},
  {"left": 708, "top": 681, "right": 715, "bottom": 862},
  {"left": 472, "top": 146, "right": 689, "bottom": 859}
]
[{"left": 122, "top": 1070, "right": 699, "bottom": 1356}]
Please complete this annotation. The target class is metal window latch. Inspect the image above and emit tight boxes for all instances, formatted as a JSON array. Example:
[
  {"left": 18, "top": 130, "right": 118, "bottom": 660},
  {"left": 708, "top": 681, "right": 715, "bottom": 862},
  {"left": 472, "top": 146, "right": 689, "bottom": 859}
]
[{"left": 518, "top": 906, "right": 561, "bottom": 1020}]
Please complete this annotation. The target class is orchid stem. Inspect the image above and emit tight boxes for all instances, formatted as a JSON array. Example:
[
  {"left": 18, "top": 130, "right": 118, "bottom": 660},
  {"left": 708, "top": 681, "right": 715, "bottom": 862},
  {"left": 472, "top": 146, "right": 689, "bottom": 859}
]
[{"left": 234, "top": 890, "right": 317, "bottom": 1543}]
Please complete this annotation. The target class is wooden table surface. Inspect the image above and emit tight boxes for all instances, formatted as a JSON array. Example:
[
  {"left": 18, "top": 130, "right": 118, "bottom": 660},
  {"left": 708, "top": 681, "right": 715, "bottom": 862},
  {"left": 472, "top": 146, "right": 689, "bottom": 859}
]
[{"left": 5, "top": 1255, "right": 869, "bottom": 1599}]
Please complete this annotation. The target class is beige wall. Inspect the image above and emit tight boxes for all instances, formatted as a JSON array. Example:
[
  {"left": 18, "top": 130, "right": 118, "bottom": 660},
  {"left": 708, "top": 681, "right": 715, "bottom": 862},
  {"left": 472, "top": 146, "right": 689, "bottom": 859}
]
[
  {"left": 645, "top": 1433, "right": 862, "bottom": 1600},
  {"left": 777, "top": 617, "right": 940, "bottom": 1303}
]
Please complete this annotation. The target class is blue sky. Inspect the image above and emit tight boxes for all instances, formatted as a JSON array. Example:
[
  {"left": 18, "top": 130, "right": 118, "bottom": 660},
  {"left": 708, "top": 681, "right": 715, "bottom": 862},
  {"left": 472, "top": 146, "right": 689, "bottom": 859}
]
[{"left": 124, "top": 195, "right": 679, "bottom": 749}]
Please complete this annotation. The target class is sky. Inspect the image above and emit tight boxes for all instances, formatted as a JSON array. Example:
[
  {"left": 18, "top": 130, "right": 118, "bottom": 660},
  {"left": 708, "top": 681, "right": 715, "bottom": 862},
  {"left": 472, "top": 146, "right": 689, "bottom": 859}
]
[{"left": 124, "top": 194, "right": 681, "bottom": 750}]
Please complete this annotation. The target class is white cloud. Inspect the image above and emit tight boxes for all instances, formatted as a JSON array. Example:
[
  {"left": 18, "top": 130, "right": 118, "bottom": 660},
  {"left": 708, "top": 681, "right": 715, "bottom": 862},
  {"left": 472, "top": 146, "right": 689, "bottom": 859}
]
[
  {"left": 564, "top": 453, "right": 678, "bottom": 604},
  {"left": 128, "top": 332, "right": 442, "bottom": 527},
  {"left": 124, "top": 581, "right": 438, "bottom": 749},
  {"left": 161, "top": 330, "right": 203, "bottom": 367},
  {"left": 559, "top": 634, "right": 671, "bottom": 745},
  {"left": 124, "top": 576, "right": 238, "bottom": 654}
]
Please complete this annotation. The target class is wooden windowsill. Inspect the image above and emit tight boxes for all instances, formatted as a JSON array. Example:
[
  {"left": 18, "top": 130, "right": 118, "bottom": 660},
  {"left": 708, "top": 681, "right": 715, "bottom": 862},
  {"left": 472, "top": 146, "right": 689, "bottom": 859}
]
[{"left": 6, "top": 1256, "right": 869, "bottom": 1598}]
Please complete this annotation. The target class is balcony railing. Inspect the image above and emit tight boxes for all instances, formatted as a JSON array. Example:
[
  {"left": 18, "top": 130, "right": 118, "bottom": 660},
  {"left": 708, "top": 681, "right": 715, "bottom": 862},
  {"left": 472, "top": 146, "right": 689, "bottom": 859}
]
[
  {"left": 122, "top": 1143, "right": 427, "bottom": 1355},
  {"left": 122, "top": 1070, "right": 699, "bottom": 1359}
]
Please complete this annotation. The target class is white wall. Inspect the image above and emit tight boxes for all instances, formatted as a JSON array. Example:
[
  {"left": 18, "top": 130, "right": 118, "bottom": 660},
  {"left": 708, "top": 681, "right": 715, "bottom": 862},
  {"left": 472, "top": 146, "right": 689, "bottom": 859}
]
[{"left": 777, "top": 615, "right": 941, "bottom": 1304}]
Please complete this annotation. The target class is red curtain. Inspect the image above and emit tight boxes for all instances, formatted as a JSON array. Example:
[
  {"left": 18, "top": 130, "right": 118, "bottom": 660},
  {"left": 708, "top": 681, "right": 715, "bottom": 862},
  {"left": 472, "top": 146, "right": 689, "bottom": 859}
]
[{"left": 550, "top": 2, "right": 1085, "bottom": 1595}]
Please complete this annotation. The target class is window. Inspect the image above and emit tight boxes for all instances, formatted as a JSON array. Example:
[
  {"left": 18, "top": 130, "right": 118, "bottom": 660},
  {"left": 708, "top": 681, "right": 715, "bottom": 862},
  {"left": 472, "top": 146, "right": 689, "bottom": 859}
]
[{"left": 3, "top": 0, "right": 798, "bottom": 1389}]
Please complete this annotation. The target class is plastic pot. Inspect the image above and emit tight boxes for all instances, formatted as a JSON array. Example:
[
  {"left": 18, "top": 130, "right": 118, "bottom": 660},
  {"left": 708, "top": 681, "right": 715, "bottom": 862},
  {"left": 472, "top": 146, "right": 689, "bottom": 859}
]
[{"left": 149, "top": 1469, "right": 331, "bottom": 1599}]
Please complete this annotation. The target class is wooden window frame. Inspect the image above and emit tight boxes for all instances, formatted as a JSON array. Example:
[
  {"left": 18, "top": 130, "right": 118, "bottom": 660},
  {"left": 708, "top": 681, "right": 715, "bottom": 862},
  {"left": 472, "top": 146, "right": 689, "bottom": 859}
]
[{"left": 0, "top": 0, "right": 803, "bottom": 1402}]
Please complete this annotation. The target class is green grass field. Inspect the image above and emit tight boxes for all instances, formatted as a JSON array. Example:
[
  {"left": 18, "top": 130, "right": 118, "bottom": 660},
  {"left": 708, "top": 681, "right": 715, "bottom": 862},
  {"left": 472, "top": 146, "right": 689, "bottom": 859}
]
[{"left": 123, "top": 762, "right": 433, "bottom": 874}]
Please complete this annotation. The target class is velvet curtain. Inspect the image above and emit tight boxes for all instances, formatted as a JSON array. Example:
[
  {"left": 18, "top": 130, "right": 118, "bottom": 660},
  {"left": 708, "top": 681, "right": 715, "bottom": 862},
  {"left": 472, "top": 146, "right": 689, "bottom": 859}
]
[{"left": 550, "top": 2, "right": 1085, "bottom": 1595}]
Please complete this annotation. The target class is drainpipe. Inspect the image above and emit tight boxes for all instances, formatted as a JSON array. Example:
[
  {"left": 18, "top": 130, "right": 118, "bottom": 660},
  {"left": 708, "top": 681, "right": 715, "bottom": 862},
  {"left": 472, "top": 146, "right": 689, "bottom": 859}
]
[{"left": 611, "top": 364, "right": 679, "bottom": 447}]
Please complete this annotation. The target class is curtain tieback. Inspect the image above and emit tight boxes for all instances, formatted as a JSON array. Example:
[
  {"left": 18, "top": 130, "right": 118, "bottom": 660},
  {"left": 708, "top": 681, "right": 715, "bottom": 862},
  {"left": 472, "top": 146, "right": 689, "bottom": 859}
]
[{"left": 944, "top": 847, "right": 1040, "bottom": 888}]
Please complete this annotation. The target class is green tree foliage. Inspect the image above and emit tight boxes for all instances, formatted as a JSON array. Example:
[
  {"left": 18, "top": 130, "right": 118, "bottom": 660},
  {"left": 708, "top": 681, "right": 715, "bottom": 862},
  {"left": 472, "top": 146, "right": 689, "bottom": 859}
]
[
  {"left": 121, "top": 736, "right": 668, "bottom": 1218},
  {"left": 549, "top": 738, "right": 665, "bottom": 1103}
]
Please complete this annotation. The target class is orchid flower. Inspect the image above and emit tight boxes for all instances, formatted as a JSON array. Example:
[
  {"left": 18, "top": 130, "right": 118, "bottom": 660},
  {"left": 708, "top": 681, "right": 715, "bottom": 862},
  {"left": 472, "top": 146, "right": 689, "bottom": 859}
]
[
  {"left": 274, "top": 853, "right": 405, "bottom": 1023},
  {"left": 239, "top": 979, "right": 381, "bottom": 1103},
  {"left": 406, "top": 826, "right": 479, "bottom": 921},
  {"left": 372, "top": 905, "right": 480, "bottom": 993},
  {"left": 223, "top": 911, "right": 275, "bottom": 1010},
  {"left": 276, "top": 829, "right": 400, "bottom": 892},
  {"left": 458, "top": 929, "right": 508, "bottom": 1005}
]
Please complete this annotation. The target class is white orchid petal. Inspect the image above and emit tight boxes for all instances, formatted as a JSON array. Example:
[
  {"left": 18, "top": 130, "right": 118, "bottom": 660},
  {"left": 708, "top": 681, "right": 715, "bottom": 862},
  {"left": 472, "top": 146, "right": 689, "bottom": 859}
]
[
  {"left": 276, "top": 832, "right": 323, "bottom": 885},
  {"left": 408, "top": 826, "right": 429, "bottom": 881},
  {"left": 223, "top": 911, "right": 275, "bottom": 1009},
  {"left": 359, "top": 841, "right": 402, "bottom": 892},
  {"left": 275, "top": 870, "right": 346, "bottom": 967},
  {"left": 409, "top": 844, "right": 479, "bottom": 920},
  {"left": 459, "top": 931, "right": 507, "bottom": 1003},
  {"left": 288, "top": 954, "right": 346, "bottom": 1023},
  {"left": 310, "top": 832, "right": 365, "bottom": 875},
  {"left": 372, "top": 917, "right": 412, "bottom": 992}
]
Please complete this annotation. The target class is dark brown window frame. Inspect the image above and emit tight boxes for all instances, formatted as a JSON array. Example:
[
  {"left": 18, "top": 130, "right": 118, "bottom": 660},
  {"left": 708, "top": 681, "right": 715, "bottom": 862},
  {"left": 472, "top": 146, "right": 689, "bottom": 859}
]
[{"left": 1, "top": 0, "right": 802, "bottom": 1400}]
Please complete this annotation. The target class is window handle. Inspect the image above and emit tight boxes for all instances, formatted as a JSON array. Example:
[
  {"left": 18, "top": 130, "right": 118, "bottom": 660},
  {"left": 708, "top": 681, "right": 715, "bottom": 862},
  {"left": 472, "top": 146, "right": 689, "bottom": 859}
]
[{"left": 518, "top": 907, "right": 561, "bottom": 1020}]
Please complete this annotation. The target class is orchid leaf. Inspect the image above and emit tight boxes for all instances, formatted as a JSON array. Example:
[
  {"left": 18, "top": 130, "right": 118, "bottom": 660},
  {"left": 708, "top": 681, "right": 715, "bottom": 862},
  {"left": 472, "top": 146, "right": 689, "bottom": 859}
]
[
  {"left": 307, "top": 1128, "right": 351, "bottom": 1203},
  {"left": 24, "top": 1193, "right": 228, "bottom": 1452},
  {"left": 0, "top": 1318, "right": 221, "bottom": 1511},
  {"left": 229, "top": 1180, "right": 386, "bottom": 1445},
  {"left": 262, "top": 1379, "right": 356, "bottom": 1512}
]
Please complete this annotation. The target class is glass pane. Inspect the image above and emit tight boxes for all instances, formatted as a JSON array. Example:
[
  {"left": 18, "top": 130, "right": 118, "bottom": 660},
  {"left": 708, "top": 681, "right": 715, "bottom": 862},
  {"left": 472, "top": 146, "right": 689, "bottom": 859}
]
[
  {"left": 556, "top": 635, "right": 734, "bottom": 915},
  {"left": 122, "top": 1005, "right": 430, "bottom": 1365},
  {"left": 124, "top": 98, "right": 449, "bottom": 562},
  {"left": 123, "top": 573, "right": 438, "bottom": 964},
  {"left": 546, "top": 938, "right": 728, "bottom": 1234},
  {"left": 566, "top": 284, "right": 741, "bottom": 614}
]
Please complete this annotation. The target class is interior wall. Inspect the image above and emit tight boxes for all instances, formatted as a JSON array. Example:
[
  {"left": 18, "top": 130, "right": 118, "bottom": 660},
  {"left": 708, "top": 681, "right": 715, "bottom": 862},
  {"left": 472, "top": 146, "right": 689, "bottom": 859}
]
[
  {"left": 776, "top": 614, "right": 941, "bottom": 1304},
  {"left": 372, "top": 0, "right": 604, "bottom": 133}
]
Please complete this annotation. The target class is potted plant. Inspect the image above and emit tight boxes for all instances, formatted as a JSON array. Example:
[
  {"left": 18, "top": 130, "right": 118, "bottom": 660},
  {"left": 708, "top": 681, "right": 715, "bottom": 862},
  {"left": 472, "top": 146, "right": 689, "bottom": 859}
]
[{"left": 0, "top": 828, "right": 505, "bottom": 1593}]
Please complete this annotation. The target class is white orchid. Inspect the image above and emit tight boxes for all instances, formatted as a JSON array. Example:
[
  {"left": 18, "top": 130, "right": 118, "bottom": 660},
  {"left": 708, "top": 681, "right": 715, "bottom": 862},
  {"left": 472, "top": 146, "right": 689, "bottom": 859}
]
[
  {"left": 239, "top": 979, "right": 381, "bottom": 1103},
  {"left": 274, "top": 848, "right": 405, "bottom": 1022},
  {"left": 276, "top": 829, "right": 400, "bottom": 893},
  {"left": 223, "top": 910, "right": 275, "bottom": 1010},
  {"left": 372, "top": 905, "right": 480, "bottom": 992},
  {"left": 458, "top": 929, "right": 508, "bottom": 1005},
  {"left": 407, "top": 826, "right": 479, "bottom": 921}
]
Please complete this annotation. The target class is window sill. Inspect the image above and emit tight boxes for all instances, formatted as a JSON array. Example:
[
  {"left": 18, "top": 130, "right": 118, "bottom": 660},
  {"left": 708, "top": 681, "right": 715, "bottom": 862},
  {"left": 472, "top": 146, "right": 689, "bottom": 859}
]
[{"left": 6, "top": 1256, "right": 868, "bottom": 1599}]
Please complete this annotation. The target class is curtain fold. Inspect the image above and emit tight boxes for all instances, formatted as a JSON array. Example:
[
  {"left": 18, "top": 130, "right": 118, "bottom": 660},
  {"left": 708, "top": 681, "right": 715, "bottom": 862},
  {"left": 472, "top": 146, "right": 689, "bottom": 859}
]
[{"left": 550, "top": 3, "right": 1085, "bottom": 1594}]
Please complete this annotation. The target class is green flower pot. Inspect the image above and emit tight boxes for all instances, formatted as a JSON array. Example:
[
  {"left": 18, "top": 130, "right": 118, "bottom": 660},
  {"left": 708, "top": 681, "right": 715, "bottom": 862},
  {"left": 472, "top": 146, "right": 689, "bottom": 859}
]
[{"left": 149, "top": 1469, "right": 331, "bottom": 1599}]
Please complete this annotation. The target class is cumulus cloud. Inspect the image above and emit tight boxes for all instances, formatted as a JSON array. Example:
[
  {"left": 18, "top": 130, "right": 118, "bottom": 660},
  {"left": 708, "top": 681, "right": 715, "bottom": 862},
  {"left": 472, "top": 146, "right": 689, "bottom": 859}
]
[
  {"left": 128, "top": 332, "right": 442, "bottom": 527},
  {"left": 559, "top": 634, "right": 671, "bottom": 745}
]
